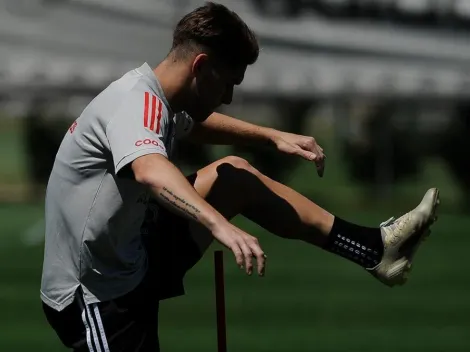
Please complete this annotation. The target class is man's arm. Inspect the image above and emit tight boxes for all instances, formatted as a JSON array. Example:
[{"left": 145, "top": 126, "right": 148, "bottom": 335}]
[
  {"left": 131, "top": 153, "right": 266, "bottom": 276},
  {"left": 132, "top": 153, "right": 222, "bottom": 228},
  {"left": 185, "top": 111, "right": 326, "bottom": 177},
  {"left": 186, "top": 112, "right": 278, "bottom": 146}
]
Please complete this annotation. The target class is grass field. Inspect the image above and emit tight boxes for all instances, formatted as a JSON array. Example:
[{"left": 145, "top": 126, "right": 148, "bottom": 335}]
[
  {"left": 0, "top": 116, "right": 469, "bottom": 351},
  {"left": 1, "top": 203, "right": 469, "bottom": 352}
]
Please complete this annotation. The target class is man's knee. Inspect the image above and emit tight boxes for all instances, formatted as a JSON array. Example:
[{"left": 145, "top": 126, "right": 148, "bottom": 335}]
[
  {"left": 216, "top": 156, "right": 260, "bottom": 177},
  {"left": 214, "top": 157, "right": 266, "bottom": 199},
  {"left": 220, "top": 155, "right": 251, "bottom": 170}
]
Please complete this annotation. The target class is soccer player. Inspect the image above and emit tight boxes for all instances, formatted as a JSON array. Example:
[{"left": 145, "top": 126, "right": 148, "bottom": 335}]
[{"left": 40, "top": 2, "right": 440, "bottom": 351}]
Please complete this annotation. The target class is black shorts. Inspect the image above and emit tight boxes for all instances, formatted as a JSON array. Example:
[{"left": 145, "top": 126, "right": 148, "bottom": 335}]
[{"left": 43, "top": 174, "right": 204, "bottom": 351}]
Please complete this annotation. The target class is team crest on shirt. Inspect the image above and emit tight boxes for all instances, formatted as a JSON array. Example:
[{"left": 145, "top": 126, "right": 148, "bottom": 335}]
[{"left": 143, "top": 92, "right": 164, "bottom": 134}]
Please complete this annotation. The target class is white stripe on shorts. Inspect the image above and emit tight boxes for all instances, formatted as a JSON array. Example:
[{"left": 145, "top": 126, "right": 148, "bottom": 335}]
[
  {"left": 84, "top": 303, "right": 102, "bottom": 352},
  {"left": 93, "top": 304, "right": 110, "bottom": 352},
  {"left": 77, "top": 295, "right": 95, "bottom": 352},
  {"left": 78, "top": 293, "right": 110, "bottom": 352}
]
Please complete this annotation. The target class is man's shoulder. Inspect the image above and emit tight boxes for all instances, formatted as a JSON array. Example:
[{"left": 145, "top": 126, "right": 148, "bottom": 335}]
[
  {"left": 105, "top": 69, "right": 152, "bottom": 100},
  {"left": 101, "top": 83, "right": 171, "bottom": 137},
  {"left": 97, "top": 78, "right": 164, "bottom": 116},
  {"left": 121, "top": 87, "right": 170, "bottom": 126},
  {"left": 86, "top": 65, "right": 170, "bottom": 131},
  {"left": 115, "top": 72, "right": 167, "bottom": 112},
  {"left": 116, "top": 66, "right": 163, "bottom": 100}
]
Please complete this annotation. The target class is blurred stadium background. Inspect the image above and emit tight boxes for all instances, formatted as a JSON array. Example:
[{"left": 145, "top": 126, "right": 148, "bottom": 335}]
[{"left": 0, "top": 0, "right": 469, "bottom": 351}]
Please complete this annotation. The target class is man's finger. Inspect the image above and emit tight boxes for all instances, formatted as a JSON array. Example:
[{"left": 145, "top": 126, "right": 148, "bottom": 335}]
[
  {"left": 231, "top": 245, "right": 244, "bottom": 269},
  {"left": 253, "top": 247, "right": 266, "bottom": 276},
  {"left": 246, "top": 236, "right": 266, "bottom": 276},
  {"left": 313, "top": 145, "right": 325, "bottom": 177},
  {"left": 302, "top": 150, "right": 317, "bottom": 161},
  {"left": 239, "top": 240, "right": 253, "bottom": 275},
  {"left": 316, "top": 158, "right": 325, "bottom": 177},
  {"left": 260, "top": 254, "right": 267, "bottom": 276}
]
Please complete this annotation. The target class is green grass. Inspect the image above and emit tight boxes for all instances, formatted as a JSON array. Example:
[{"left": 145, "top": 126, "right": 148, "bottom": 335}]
[{"left": 0, "top": 203, "right": 468, "bottom": 352}]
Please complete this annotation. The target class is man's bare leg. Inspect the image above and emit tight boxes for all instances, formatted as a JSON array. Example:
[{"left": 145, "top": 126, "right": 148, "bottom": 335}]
[
  {"left": 192, "top": 156, "right": 334, "bottom": 246},
  {"left": 189, "top": 156, "right": 379, "bottom": 261},
  {"left": 189, "top": 156, "right": 439, "bottom": 286}
]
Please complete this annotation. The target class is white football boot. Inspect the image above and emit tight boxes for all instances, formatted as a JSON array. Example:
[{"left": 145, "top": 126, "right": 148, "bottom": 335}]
[{"left": 367, "top": 188, "right": 440, "bottom": 287}]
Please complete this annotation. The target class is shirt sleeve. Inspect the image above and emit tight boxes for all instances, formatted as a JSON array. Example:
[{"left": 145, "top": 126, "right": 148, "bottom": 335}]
[{"left": 106, "top": 90, "right": 169, "bottom": 174}]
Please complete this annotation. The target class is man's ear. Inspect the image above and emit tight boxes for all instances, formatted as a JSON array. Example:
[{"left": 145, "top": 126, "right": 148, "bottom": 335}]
[{"left": 191, "top": 53, "right": 209, "bottom": 76}]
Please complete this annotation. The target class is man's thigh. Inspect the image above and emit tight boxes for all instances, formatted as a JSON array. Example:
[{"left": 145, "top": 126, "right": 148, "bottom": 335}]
[{"left": 42, "top": 287, "right": 160, "bottom": 352}]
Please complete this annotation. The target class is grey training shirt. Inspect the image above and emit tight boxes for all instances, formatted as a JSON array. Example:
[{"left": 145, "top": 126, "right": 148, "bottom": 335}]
[{"left": 40, "top": 63, "right": 194, "bottom": 311}]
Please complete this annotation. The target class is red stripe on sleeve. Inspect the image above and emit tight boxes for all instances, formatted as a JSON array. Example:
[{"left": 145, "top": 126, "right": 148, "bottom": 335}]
[
  {"left": 149, "top": 95, "right": 157, "bottom": 132},
  {"left": 143, "top": 92, "right": 150, "bottom": 128},
  {"left": 156, "top": 99, "right": 163, "bottom": 134}
]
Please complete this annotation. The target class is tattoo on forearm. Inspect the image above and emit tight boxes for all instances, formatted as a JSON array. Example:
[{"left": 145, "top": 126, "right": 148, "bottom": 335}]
[{"left": 159, "top": 187, "right": 201, "bottom": 220}]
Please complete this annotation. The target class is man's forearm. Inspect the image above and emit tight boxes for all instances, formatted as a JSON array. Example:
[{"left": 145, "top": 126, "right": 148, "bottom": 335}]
[
  {"left": 187, "top": 112, "right": 279, "bottom": 146},
  {"left": 132, "top": 154, "right": 224, "bottom": 230}
]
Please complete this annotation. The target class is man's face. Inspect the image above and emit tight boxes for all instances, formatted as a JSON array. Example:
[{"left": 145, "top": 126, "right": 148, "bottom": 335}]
[{"left": 187, "top": 54, "right": 246, "bottom": 121}]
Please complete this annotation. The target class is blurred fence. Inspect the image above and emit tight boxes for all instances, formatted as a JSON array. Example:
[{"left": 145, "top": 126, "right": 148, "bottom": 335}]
[{"left": 0, "top": 0, "right": 469, "bottom": 212}]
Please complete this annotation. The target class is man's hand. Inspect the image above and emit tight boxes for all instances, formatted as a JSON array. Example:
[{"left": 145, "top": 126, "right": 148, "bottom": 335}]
[
  {"left": 271, "top": 131, "right": 326, "bottom": 177},
  {"left": 211, "top": 219, "right": 266, "bottom": 277}
]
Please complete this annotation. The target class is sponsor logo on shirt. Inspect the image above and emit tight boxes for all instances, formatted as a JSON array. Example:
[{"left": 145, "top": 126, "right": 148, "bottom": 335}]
[{"left": 134, "top": 138, "right": 164, "bottom": 149}]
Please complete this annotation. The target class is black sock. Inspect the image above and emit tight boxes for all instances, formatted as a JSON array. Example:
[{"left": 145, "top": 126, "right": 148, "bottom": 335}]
[{"left": 324, "top": 217, "right": 384, "bottom": 269}]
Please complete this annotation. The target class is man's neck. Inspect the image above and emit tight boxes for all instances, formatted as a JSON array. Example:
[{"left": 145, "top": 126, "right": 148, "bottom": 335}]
[{"left": 152, "top": 59, "right": 190, "bottom": 114}]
